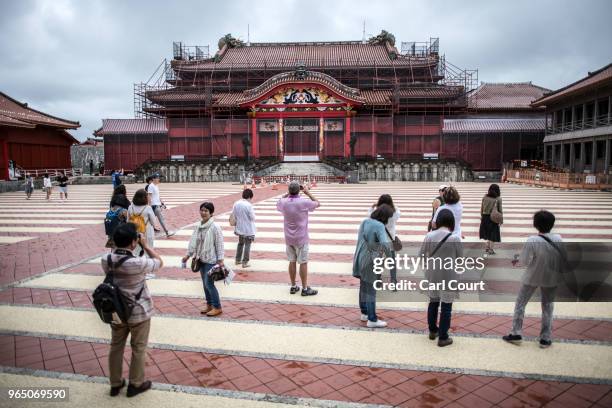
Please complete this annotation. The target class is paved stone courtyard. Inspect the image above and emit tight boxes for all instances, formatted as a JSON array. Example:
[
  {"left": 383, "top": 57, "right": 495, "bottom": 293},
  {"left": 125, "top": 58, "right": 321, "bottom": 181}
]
[{"left": 0, "top": 182, "right": 611, "bottom": 407}]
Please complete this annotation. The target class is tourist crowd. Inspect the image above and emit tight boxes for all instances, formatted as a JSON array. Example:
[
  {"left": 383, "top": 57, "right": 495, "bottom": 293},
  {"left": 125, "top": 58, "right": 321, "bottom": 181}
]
[{"left": 100, "top": 178, "right": 566, "bottom": 397}]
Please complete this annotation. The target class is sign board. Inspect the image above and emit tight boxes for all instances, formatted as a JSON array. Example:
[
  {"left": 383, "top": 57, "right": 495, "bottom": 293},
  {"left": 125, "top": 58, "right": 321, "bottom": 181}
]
[
  {"left": 586, "top": 175, "right": 597, "bottom": 184},
  {"left": 170, "top": 155, "right": 185, "bottom": 161},
  {"left": 423, "top": 153, "right": 439, "bottom": 160},
  {"left": 520, "top": 160, "right": 528, "bottom": 167}
]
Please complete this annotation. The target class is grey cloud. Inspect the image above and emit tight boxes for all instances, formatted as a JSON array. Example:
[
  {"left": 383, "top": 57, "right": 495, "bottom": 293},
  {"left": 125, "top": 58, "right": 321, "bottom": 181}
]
[{"left": 1, "top": 0, "right": 610, "bottom": 141}]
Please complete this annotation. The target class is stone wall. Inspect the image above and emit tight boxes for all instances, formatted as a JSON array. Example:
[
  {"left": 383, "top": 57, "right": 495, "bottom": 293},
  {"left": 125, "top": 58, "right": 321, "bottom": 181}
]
[
  {"left": 136, "top": 162, "right": 245, "bottom": 183},
  {"left": 70, "top": 145, "right": 104, "bottom": 175},
  {"left": 352, "top": 161, "right": 473, "bottom": 182}
]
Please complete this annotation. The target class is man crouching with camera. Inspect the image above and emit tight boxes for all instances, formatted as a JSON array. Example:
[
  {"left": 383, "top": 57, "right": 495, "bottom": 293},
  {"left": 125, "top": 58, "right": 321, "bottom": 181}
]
[{"left": 101, "top": 223, "right": 163, "bottom": 397}]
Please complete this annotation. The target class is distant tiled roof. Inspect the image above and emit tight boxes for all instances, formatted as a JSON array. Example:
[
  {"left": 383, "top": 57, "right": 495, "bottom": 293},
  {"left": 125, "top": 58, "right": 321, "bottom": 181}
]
[
  {"left": 399, "top": 86, "right": 465, "bottom": 99},
  {"left": 173, "top": 41, "right": 438, "bottom": 70},
  {"left": 468, "top": 83, "right": 550, "bottom": 110},
  {"left": 532, "top": 63, "right": 612, "bottom": 106},
  {"left": 443, "top": 118, "right": 545, "bottom": 133},
  {"left": 97, "top": 119, "right": 167, "bottom": 135},
  {"left": 360, "top": 90, "right": 391, "bottom": 105},
  {"left": 0, "top": 92, "right": 80, "bottom": 129}
]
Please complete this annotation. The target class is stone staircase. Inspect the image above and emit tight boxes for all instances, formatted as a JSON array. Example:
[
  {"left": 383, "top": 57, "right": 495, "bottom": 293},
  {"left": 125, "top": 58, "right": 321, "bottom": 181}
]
[{"left": 256, "top": 162, "right": 344, "bottom": 177}]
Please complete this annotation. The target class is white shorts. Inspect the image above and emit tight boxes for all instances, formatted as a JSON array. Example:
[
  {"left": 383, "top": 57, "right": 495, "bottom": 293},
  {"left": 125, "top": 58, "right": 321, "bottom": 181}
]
[
  {"left": 58, "top": 186, "right": 68, "bottom": 194},
  {"left": 286, "top": 243, "right": 309, "bottom": 264}
]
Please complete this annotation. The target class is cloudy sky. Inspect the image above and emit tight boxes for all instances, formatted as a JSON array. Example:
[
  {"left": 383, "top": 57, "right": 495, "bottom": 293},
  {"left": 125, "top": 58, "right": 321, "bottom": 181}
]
[{"left": 2, "top": 0, "right": 611, "bottom": 141}]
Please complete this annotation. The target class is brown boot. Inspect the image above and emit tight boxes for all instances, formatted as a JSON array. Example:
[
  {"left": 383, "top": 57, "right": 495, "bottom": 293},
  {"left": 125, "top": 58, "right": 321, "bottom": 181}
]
[
  {"left": 206, "top": 308, "right": 223, "bottom": 317},
  {"left": 201, "top": 305, "right": 213, "bottom": 314}
]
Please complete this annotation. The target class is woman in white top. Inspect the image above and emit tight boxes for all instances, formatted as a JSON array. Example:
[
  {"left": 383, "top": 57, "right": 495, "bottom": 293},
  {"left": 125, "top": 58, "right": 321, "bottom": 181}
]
[
  {"left": 432, "top": 186, "right": 463, "bottom": 239},
  {"left": 43, "top": 174, "right": 53, "bottom": 200},
  {"left": 369, "top": 194, "right": 401, "bottom": 283},
  {"left": 128, "top": 189, "right": 157, "bottom": 261}
]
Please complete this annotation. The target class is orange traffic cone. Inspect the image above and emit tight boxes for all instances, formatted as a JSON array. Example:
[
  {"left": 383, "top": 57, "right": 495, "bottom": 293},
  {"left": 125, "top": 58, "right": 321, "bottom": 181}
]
[
  {"left": 272, "top": 182, "right": 278, "bottom": 190},
  {"left": 251, "top": 181, "right": 256, "bottom": 189},
  {"left": 311, "top": 179, "right": 317, "bottom": 188}
]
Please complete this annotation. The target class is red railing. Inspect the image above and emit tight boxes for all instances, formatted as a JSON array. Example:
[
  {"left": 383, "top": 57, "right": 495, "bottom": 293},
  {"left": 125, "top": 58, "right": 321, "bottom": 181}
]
[{"left": 253, "top": 175, "right": 347, "bottom": 184}]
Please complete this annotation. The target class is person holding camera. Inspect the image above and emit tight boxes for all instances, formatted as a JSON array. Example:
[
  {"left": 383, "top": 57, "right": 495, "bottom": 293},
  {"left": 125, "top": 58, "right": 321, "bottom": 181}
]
[
  {"left": 276, "top": 181, "right": 320, "bottom": 296},
  {"left": 182, "top": 202, "right": 225, "bottom": 317},
  {"left": 102, "top": 223, "right": 163, "bottom": 398}
]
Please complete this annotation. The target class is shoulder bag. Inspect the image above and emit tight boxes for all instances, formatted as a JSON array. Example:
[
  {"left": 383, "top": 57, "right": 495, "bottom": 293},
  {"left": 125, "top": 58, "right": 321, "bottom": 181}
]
[
  {"left": 385, "top": 229, "right": 403, "bottom": 251},
  {"left": 539, "top": 235, "right": 567, "bottom": 273},
  {"left": 490, "top": 199, "right": 503, "bottom": 224},
  {"left": 191, "top": 229, "right": 204, "bottom": 272}
]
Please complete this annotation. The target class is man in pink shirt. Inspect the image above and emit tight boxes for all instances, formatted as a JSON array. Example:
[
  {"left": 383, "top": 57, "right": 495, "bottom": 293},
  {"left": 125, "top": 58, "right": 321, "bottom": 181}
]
[{"left": 277, "top": 181, "right": 320, "bottom": 296}]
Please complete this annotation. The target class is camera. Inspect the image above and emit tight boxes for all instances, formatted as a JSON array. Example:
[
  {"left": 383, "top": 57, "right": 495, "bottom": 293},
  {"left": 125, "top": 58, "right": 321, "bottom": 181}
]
[{"left": 299, "top": 185, "right": 304, "bottom": 190}]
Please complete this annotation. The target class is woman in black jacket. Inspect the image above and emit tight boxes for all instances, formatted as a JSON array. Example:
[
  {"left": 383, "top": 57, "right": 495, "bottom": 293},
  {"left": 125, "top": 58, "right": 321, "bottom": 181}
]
[{"left": 110, "top": 185, "right": 131, "bottom": 209}]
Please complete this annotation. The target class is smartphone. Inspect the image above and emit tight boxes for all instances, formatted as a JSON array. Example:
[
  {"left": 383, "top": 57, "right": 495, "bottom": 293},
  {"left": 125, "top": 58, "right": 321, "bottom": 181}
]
[{"left": 299, "top": 185, "right": 304, "bottom": 190}]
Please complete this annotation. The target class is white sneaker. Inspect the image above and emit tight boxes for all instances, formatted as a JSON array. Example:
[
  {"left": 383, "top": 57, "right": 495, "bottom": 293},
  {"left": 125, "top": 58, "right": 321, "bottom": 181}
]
[
  {"left": 360, "top": 314, "right": 368, "bottom": 322},
  {"left": 145, "top": 273, "right": 156, "bottom": 280},
  {"left": 367, "top": 320, "right": 387, "bottom": 328}
]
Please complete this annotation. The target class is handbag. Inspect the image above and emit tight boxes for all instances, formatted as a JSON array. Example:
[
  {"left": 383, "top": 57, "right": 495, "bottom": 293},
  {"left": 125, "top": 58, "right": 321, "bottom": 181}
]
[
  {"left": 490, "top": 199, "right": 503, "bottom": 224},
  {"left": 386, "top": 229, "right": 402, "bottom": 251},
  {"left": 208, "top": 264, "right": 229, "bottom": 281},
  {"left": 229, "top": 212, "right": 237, "bottom": 227},
  {"left": 190, "top": 229, "right": 204, "bottom": 273}
]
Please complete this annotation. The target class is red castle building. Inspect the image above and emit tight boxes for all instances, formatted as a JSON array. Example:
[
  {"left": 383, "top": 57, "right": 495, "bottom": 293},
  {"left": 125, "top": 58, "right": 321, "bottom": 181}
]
[
  {"left": 97, "top": 32, "right": 547, "bottom": 173},
  {"left": 0, "top": 92, "right": 80, "bottom": 180}
]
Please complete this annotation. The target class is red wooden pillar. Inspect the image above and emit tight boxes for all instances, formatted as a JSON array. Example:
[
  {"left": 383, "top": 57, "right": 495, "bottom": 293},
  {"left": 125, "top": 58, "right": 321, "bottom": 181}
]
[
  {"left": 251, "top": 117, "right": 259, "bottom": 158},
  {"left": 1, "top": 138, "right": 9, "bottom": 181},
  {"left": 344, "top": 113, "right": 351, "bottom": 158}
]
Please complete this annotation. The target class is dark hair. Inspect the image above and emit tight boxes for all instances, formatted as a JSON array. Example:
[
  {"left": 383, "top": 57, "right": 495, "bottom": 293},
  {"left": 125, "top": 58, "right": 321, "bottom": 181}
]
[
  {"left": 435, "top": 209, "right": 455, "bottom": 232},
  {"left": 375, "top": 194, "right": 395, "bottom": 211},
  {"left": 145, "top": 176, "right": 153, "bottom": 184},
  {"left": 533, "top": 210, "right": 555, "bottom": 233},
  {"left": 200, "top": 202, "right": 215, "bottom": 214},
  {"left": 242, "top": 188, "right": 254, "bottom": 199},
  {"left": 487, "top": 184, "right": 501, "bottom": 198},
  {"left": 370, "top": 203, "right": 394, "bottom": 225},
  {"left": 113, "top": 223, "right": 138, "bottom": 248},
  {"left": 43, "top": 173, "right": 49, "bottom": 178},
  {"left": 113, "top": 184, "right": 126, "bottom": 197},
  {"left": 443, "top": 186, "right": 460, "bottom": 205},
  {"left": 132, "top": 189, "right": 148, "bottom": 206}
]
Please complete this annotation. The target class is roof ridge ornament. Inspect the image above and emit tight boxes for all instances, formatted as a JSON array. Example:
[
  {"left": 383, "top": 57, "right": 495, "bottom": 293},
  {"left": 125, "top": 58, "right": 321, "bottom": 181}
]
[{"left": 295, "top": 63, "right": 308, "bottom": 80}]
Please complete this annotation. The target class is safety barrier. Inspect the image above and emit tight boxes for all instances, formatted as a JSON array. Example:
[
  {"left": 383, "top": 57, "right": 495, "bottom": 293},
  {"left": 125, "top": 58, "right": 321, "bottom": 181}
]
[
  {"left": 253, "top": 175, "right": 347, "bottom": 184},
  {"left": 506, "top": 169, "right": 612, "bottom": 190},
  {"left": 21, "top": 168, "right": 83, "bottom": 178}
]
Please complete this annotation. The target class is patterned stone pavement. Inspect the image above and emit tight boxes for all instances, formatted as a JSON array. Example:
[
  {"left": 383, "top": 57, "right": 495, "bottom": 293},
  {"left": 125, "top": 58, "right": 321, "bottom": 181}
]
[{"left": 0, "top": 181, "right": 611, "bottom": 407}]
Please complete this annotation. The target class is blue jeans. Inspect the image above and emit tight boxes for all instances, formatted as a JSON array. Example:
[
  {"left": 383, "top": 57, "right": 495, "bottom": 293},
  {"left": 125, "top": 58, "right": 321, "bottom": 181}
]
[
  {"left": 359, "top": 279, "right": 377, "bottom": 322},
  {"left": 200, "top": 263, "right": 221, "bottom": 308}
]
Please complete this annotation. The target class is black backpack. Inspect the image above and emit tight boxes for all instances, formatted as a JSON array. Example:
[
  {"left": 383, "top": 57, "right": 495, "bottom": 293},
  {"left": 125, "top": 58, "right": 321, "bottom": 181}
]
[{"left": 92, "top": 254, "right": 144, "bottom": 324}]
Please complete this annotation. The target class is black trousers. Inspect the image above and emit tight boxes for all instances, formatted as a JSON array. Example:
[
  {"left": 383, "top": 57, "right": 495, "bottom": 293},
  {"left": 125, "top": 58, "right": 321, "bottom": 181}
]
[{"left": 427, "top": 301, "right": 453, "bottom": 340}]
